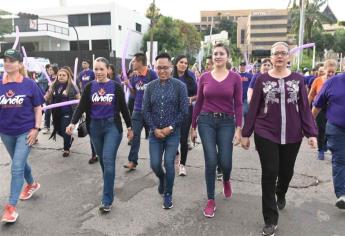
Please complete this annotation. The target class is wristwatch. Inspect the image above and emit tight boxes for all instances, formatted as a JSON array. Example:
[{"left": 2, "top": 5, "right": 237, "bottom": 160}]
[
  {"left": 168, "top": 126, "right": 173, "bottom": 131},
  {"left": 33, "top": 127, "right": 41, "bottom": 132}
]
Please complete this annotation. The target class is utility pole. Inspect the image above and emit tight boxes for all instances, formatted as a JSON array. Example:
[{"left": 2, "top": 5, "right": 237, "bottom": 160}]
[
  {"left": 297, "top": 0, "right": 305, "bottom": 71},
  {"left": 149, "top": 0, "right": 155, "bottom": 67}
]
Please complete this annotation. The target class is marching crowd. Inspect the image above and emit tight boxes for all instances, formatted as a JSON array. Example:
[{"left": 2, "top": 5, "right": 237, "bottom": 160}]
[{"left": 0, "top": 41, "right": 344, "bottom": 236}]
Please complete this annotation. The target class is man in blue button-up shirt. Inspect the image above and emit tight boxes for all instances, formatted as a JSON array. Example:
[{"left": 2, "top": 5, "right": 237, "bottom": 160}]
[{"left": 143, "top": 52, "right": 188, "bottom": 209}]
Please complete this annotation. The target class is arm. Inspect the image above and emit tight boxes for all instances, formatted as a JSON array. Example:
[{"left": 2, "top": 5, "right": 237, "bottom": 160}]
[
  {"left": 142, "top": 83, "right": 156, "bottom": 131},
  {"left": 116, "top": 83, "right": 132, "bottom": 128},
  {"left": 170, "top": 82, "right": 189, "bottom": 129},
  {"left": 242, "top": 77, "right": 263, "bottom": 137},
  {"left": 70, "top": 83, "right": 90, "bottom": 125},
  {"left": 298, "top": 77, "right": 318, "bottom": 138},
  {"left": 191, "top": 75, "right": 205, "bottom": 129},
  {"left": 233, "top": 74, "right": 243, "bottom": 128},
  {"left": 247, "top": 88, "right": 253, "bottom": 103},
  {"left": 312, "top": 79, "right": 330, "bottom": 119}
]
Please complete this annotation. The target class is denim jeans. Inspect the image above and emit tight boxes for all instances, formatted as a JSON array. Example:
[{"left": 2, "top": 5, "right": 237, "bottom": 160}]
[
  {"left": 57, "top": 112, "right": 73, "bottom": 151},
  {"left": 127, "top": 111, "right": 146, "bottom": 165},
  {"left": 44, "top": 109, "right": 51, "bottom": 129},
  {"left": 149, "top": 129, "right": 180, "bottom": 195},
  {"left": 0, "top": 132, "right": 34, "bottom": 206},
  {"left": 316, "top": 109, "right": 327, "bottom": 152},
  {"left": 326, "top": 122, "right": 345, "bottom": 198},
  {"left": 197, "top": 113, "right": 235, "bottom": 200},
  {"left": 89, "top": 118, "right": 123, "bottom": 206}
]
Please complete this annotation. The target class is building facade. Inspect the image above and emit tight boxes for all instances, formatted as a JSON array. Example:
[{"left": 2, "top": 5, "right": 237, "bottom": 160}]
[{"left": 1, "top": 2, "right": 150, "bottom": 59}]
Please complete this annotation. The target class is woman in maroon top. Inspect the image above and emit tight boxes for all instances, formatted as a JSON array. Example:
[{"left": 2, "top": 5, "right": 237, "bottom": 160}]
[
  {"left": 191, "top": 43, "right": 242, "bottom": 218},
  {"left": 241, "top": 42, "right": 318, "bottom": 236}
]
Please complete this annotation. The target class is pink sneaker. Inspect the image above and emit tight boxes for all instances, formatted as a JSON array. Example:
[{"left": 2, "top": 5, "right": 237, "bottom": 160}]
[
  {"left": 20, "top": 182, "right": 41, "bottom": 200},
  {"left": 203, "top": 199, "right": 216, "bottom": 218},
  {"left": 223, "top": 180, "right": 232, "bottom": 199}
]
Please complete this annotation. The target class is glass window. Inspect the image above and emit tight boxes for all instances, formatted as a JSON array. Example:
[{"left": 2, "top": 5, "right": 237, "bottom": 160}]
[
  {"left": 241, "top": 30, "right": 245, "bottom": 44},
  {"left": 135, "top": 23, "right": 142, "bottom": 32},
  {"left": 68, "top": 14, "right": 88, "bottom": 27},
  {"left": 91, "top": 12, "right": 111, "bottom": 26},
  {"left": 70, "top": 40, "right": 89, "bottom": 51},
  {"left": 92, "top": 39, "right": 111, "bottom": 50},
  {"left": 118, "top": 25, "right": 122, "bottom": 30},
  {"left": 201, "top": 17, "right": 207, "bottom": 21}
]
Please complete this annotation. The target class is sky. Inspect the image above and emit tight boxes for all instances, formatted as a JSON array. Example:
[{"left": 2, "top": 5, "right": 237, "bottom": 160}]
[{"left": 2, "top": 0, "right": 345, "bottom": 22}]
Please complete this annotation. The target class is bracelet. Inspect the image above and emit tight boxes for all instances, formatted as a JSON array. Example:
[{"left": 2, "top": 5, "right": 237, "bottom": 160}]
[{"left": 33, "top": 127, "right": 41, "bottom": 132}]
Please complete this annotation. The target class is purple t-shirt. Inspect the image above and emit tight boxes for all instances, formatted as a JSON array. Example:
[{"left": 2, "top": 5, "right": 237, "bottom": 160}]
[
  {"left": 0, "top": 77, "right": 45, "bottom": 135},
  {"left": 242, "top": 72, "right": 318, "bottom": 144},
  {"left": 239, "top": 72, "right": 253, "bottom": 101},
  {"left": 79, "top": 69, "right": 95, "bottom": 90},
  {"left": 249, "top": 72, "right": 262, "bottom": 89},
  {"left": 192, "top": 71, "right": 243, "bottom": 128},
  {"left": 314, "top": 73, "right": 345, "bottom": 128},
  {"left": 131, "top": 69, "right": 158, "bottom": 112},
  {"left": 90, "top": 80, "right": 116, "bottom": 119}
]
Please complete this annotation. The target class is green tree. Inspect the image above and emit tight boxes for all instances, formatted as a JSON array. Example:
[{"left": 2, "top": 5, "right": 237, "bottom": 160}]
[
  {"left": 333, "top": 29, "right": 345, "bottom": 53},
  {"left": 216, "top": 19, "right": 237, "bottom": 45},
  {"left": 175, "top": 19, "right": 201, "bottom": 56},
  {"left": 311, "top": 30, "right": 335, "bottom": 58},
  {"left": 0, "top": 10, "right": 12, "bottom": 39},
  {"left": 142, "top": 16, "right": 201, "bottom": 58},
  {"left": 289, "top": 0, "right": 334, "bottom": 43}
]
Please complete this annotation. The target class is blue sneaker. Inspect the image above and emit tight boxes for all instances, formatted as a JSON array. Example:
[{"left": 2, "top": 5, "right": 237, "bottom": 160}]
[
  {"left": 317, "top": 151, "right": 325, "bottom": 160},
  {"left": 162, "top": 193, "right": 173, "bottom": 209}
]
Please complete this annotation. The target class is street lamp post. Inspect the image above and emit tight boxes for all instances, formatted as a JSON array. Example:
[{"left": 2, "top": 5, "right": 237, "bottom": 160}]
[{"left": 149, "top": 0, "right": 155, "bottom": 67}]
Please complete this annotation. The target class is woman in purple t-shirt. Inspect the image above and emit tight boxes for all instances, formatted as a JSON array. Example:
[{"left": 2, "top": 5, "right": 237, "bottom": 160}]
[
  {"left": 0, "top": 49, "right": 44, "bottom": 223},
  {"left": 191, "top": 43, "right": 243, "bottom": 218},
  {"left": 241, "top": 42, "right": 318, "bottom": 236},
  {"left": 66, "top": 57, "right": 133, "bottom": 213},
  {"left": 45, "top": 68, "right": 80, "bottom": 157}
]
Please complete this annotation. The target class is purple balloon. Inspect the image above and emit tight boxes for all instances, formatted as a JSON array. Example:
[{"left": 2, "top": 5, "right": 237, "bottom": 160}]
[
  {"left": 290, "top": 43, "right": 315, "bottom": 55},
  {"left": 43, "top": 100, "right": 79, "bottom": 110},
  {"left": 121, "top": 31, "right": 133, "bottom": 89},
  {"left": 12, "top": 26, "right": 20, "bottom": 50}
]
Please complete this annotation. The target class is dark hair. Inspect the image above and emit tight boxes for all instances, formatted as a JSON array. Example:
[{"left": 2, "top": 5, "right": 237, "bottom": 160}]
[
  {"left": 45, "top": 64, "right": 51, "bottom": 70},
  {"left": 261, "top": 58, "right": 272, "bottom": 65},
  {"left": 108, "top": 64, "right": 116, "bottom": 79},
  {"left": 134, "top": 52, "right": 147, "bottom": 66},
  {"left": 94, "top": 57, "right": 110, "bottom": 68},
  {"left": 82, "top": 59, "right": 91, "bottom": 65},
  {"left": 173, "top": 55, "right": 188, "bottom": 78},
  {"left": 52, "top": 65, "right": 59, "bottom": 75},
  {"left": 206, "top": 55, "right": 212, "bottom": 60},
  {"left": 155, "top": 52, "right": 171, "bottom": 62},
  {"left": 213, "top": 43, "right": 229, "bottom": 57}
]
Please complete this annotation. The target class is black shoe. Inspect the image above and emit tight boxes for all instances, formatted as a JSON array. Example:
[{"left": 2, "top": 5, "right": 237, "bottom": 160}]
[
  {"left": 335, "top": 196, "right": 345, "bottom": 209},
  {"left": 262, "top": 224, "right": 277, "bottom": 236},
  {"left": 277, "top": 196, "right": 286, "bottom": 210},
  {"left": 162, "top": 193, "right": 173, "bottom": 209},
  {"left": 99, "top": 203, "right": 112, "bottom": 213},
  {"left": 158, "top": 178, "right": 165, "bottom": 195},
  {"left": 88, "top": 155, "right": 98, "bottom": 164}
]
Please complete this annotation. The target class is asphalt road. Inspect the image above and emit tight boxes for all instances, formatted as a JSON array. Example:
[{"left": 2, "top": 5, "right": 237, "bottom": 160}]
[{"left": 0, "top": 130, "right": 344, "bottom": 236}]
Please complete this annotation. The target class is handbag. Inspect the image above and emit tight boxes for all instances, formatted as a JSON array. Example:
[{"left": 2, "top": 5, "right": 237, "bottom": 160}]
[{"left": 77, "top": 117, "right": 88, "bottom": 138}]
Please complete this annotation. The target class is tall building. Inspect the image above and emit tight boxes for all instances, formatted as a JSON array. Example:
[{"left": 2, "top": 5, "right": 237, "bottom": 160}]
[{"left": 195, "top": 9, "right": 291, "bottom": 57}]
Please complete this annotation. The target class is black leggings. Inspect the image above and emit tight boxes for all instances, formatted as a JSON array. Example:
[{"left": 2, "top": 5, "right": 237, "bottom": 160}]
[
  {"left": 179, "top": 106, "right": 193, "bottom": 165},
  {"left": 254, "top": 134, "right": 301, "bottom": 225}
]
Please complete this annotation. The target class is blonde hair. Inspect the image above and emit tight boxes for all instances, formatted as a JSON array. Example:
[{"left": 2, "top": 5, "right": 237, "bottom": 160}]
[{"left": 324, "top": 59, "right": 337, "bottom": 69}]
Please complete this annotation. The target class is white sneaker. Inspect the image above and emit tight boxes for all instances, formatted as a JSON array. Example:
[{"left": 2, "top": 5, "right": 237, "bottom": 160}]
[
  {"left": 179, "top": 164, "right": 187, "bottom": 176},
  {"left": 42, "top": 128, "right": 50, "bottom": 134},
  {"left": 336, "top": 196, "right": 345, "bottom": 209}
]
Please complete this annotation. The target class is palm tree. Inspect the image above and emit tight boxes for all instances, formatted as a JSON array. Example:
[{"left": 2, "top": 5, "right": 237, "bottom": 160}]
[{"left": 289, "top": 0, "right": 334, "bottom": 43}]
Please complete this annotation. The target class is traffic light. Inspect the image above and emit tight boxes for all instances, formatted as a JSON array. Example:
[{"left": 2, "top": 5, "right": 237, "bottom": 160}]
[{"left": 17, "top": 12, "right": 39, "bottom": 19}]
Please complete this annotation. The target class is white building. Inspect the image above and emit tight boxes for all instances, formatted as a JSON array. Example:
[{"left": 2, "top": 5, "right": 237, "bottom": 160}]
[{"left": 1, "top": 1, "right": 150, "bottom": 59}]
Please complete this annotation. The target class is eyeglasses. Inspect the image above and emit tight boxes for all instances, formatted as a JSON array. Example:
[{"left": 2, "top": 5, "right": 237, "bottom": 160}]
[
  {"left": 271, "top": 51, "right": 289, "bottom": 57},
  {"left": 156, "top": 66, "right": 171, "bottom": 71}
]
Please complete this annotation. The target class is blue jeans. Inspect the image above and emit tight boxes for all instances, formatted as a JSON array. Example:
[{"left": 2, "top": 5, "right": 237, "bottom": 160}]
[
  {"left": 57, "top": 112, "right": 73, "bottom": 151},
  {"left": 326, "top": 122, "right": 345, "bottom": 198},
  {"left": 0, "top": 132, "right": 34, "bottom": 206},
  {"left": 127, "top": 111, "right": 145, "bottom": 164},
  {"left": 89, "top": 118, "right": 123, "bottom": 206},
  {"left": 197, "top": 113, "right": 235, "bottom": 200},
  {"left": 44, "top": 109, "right": 51, "bottom": 129},
  {"left": 149, "top": 130, "right": 180, "bottom": 195}
]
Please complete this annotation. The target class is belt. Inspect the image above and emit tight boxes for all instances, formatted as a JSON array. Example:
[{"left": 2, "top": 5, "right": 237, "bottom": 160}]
[{"left": 206, "top": 112, "right": 227, "bottom": 118}]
